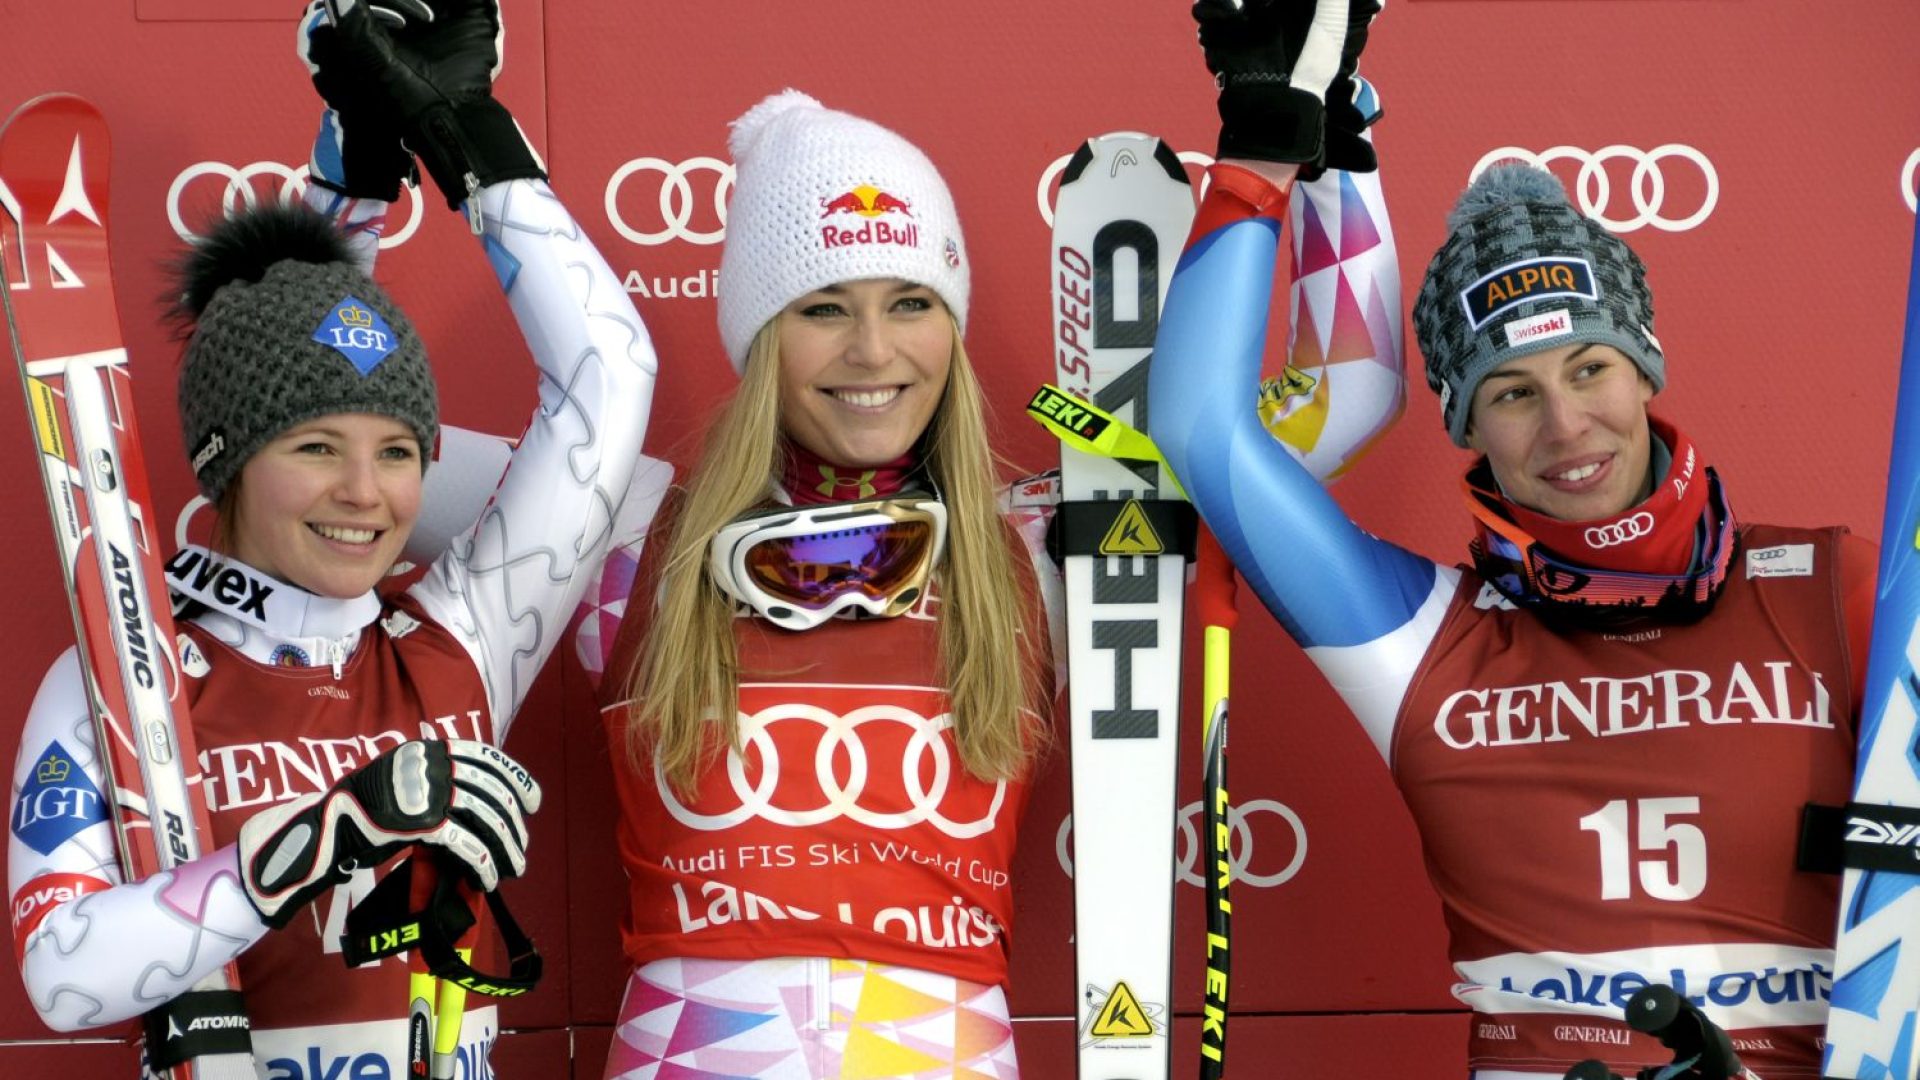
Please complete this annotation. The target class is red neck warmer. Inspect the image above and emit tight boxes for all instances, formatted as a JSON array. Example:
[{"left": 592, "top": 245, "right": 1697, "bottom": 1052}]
[
  {"left": 1494, "top": 416, "right": 1707, "bottom": 575},
  {"left": 780, "top": 441, "right": 919, "bottom": 505}
]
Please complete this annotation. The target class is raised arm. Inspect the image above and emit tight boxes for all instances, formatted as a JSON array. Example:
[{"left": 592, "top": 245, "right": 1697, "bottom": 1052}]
[
  {"left": 301, "top": 0, "right": 660, "bottom": 734},
  {"left": 1152, "top": 165, "right": 1434, "bottom": 648},
  {"left": 1151, "top": 0, "right": 1452, "bottom": 756}
]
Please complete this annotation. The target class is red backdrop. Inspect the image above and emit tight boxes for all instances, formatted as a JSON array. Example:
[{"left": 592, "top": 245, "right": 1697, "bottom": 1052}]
[{"left": 2, "top": 2, "right": 1917, "bottom": 1076}]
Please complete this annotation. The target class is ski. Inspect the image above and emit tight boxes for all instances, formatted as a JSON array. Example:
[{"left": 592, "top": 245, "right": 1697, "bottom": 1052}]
[
  {"left": 1823, "top": 193, "right": 1920, "bottom": 1080},
  {"left": 1047, "top": 133, "right": 1196, "bottom": 1080},
  {"left": 1, "top": 94, "right": 253, "bottom": 1078}
]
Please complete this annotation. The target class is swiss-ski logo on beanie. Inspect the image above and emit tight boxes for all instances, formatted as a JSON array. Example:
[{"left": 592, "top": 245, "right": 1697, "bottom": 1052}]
[
  {"left": 1461, "top": 256, "right": 1597, "bottom": 330},
  {"left": 312, "top": 297, "right": 399, "bottom": 375},
  {"left": 819, "top": 184, "right": 920, "bottom": 250}
]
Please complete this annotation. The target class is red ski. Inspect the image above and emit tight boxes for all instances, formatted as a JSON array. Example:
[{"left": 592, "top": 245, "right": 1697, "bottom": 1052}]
[{"left": 2, "top": 93, "right": 253, "bottom": 1079}]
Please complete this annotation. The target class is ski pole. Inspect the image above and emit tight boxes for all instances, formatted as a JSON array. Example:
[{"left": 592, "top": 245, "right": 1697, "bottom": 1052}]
[
  {"left": 1193, "top": 526, "right": 1237, "bottom": 1078},
  {"left": 1563, "top": 983, "right": 1761, "bottom": 1080}
]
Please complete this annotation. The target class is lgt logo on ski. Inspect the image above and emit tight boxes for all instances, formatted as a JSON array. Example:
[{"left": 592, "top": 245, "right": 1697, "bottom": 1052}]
[
  {"left": 818, "top": 185, "right": 919, "bottom": 249},
  {"left": 1080, "top": 979, "right": 1164, "bottom": 1046},
  {"left": 312, "top": 297, "right": 398, "bottom": 374},
  {"left": 11, "top": 742, "right": 108, "bottom": 855}
]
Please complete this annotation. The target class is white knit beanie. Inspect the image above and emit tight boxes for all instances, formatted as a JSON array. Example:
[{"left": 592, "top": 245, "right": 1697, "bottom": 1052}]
[{"left": 717, "top": 89, "right": 970, "bottom": 373}]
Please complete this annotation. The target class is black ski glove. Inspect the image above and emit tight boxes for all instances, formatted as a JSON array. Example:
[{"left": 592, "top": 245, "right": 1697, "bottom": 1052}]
[
  {"left": 1192, "top": 0, "right": 1380, "bottom": 175},
  {"left": 237, "top": 738, "right": 542, "bottom": 928},
  {"left": 297, "top": 0, "right": 436, "bottom": 200},
  {"left": 1319, "top": 0, "right": 1384, "bottom": 178},
  {"left": 304, "top": 0, "right": 544, "bottom": 210}
]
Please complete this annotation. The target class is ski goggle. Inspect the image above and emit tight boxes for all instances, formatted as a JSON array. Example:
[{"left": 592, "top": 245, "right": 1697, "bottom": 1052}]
[{"left": 708, "top": 495, "right": 948, "bottom": 631}]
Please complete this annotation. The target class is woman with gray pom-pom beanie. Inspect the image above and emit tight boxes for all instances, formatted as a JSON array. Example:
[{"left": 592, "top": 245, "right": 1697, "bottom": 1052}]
[{"left": 9, "top": 4, "right": 658, "bottom": 1076}]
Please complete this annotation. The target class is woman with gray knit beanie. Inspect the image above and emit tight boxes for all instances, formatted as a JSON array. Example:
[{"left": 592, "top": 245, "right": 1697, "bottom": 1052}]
[
  {"left": 1151, "top": 3, "right": 1865, "bottom": 1079},
  {"left": 8, "top": 2, "right": 658, "bottom": 1076}
]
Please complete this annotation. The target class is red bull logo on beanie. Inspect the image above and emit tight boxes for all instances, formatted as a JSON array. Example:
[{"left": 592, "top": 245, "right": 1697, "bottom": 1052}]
[
  {"left": 819, "top": 185, "right": 920, "bottom": 250},
  {"left": 1462, "top": 257, "right": 1597, "bottom": 331},
  {"left": 312, "top": 296, "right": 399, "bottom": 375}
]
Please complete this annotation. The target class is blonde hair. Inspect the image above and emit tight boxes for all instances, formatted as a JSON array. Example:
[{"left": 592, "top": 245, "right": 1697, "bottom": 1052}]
[{"left": 622, "top": 318, "right": 1049, "bottom": 792}]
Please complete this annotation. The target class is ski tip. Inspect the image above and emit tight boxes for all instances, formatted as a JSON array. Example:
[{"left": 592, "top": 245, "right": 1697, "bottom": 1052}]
[
  {"left": 1149, "top": 139, "right": 1188, "bottom": 185},
  {"left": 2, "top": 92, "right": 105, "bottom": 135},
  {"left": 1060, "top": 143, "right": 1097, "bottom": 186}
]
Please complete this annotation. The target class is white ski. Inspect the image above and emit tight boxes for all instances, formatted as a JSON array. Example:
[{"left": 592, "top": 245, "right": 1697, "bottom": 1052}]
[{"left": 1050, "top": 132, "right": 1196, "bottom": 1080}]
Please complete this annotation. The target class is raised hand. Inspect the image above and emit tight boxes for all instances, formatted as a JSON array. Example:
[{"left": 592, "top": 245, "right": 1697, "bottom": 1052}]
[
  {"left": 1192, "top": 0, "right": 1382, "bottom": 176},
  {"left": 302, "top": 0, "right": 542, "bottom": 210}
]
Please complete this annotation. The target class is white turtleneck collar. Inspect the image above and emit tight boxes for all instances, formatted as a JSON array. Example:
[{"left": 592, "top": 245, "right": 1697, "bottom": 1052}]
[{"left": 164, "top": 545, "right": 385, "bottom": 674}]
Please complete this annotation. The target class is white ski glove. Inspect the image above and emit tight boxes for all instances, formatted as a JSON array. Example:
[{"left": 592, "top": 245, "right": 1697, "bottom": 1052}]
[{"left": 237, "top": 738, "right": 541, "bottom": 927}]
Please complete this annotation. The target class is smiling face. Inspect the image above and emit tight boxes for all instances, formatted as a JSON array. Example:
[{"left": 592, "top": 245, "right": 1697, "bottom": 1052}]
[
  {"left": 226, "top": 413, "right": 423, "bottom": 598},
  {"left": 775, "top": 278, "right": 953, "bottom": 467},
  {"left": 1466, "top": 342, "right": 1656, "bottom": 522}
]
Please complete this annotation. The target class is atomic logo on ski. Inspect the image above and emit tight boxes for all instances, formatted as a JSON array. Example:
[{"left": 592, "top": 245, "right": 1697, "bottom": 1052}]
[
  {"left": 1085, "top": 979, "right": 1161, "bottom": 1041},
  {"left": 1099, "top": 500, "right": 1164, "bottom": 556}
]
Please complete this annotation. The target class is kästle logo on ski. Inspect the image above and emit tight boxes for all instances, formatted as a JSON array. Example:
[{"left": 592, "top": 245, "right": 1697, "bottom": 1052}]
[
  {"left": 1083, "top": 979, "right": 1162, "bottom": 1044},
  {"left": 1099, "top": 500, "right": 1163, "bottom": 556}
]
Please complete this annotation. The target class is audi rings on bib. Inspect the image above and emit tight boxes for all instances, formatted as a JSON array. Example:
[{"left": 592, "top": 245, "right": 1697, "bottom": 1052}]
[
  {"left": 654, "top": 703, "right": 1006, "bottom": 840},
  {"left": 1585, "top": 511, "right": 1654, "bottom": 549},
  {"left": 604, "top": 156, "right": 734, "bottom": 246},
  {"left": 1035, "top": 146, "right": 1214, "bottom": 228},
  {"left": 1470, "top": 145, "right": 1719, "bottom": 233},
  {"left": 1053, "top": 799, "right": 1308, "bottom": 888},
  {"left": 168, "top": 160, "right": 423, "bottom": 249},
  {"left": 709, "top": 493, "right": 947, "bottom": 632}
]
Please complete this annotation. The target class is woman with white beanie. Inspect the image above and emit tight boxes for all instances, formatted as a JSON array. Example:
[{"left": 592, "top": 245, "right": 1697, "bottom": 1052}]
[
  {"left": 582, "top": 58, "right": 1407, "bottom": 1068},
  {"left": 591, "top": 89, "right": 1055, "bottom": 1076}
]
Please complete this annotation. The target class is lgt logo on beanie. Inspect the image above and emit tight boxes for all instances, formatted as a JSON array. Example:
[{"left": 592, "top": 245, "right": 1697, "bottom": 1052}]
[
  {"left": 1461, "top": 256, "right": 1597, "bottom": 330},
  {"left": 312, "top": 297, "right": 398, "bottom": 375}
]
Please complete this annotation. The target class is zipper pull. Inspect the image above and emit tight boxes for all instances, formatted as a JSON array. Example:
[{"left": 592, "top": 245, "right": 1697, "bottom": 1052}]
[
  {"left": 464, "top": 173, "right": 484, "bottom": 235},
  {"left": 330, "top": 639, "right": 346, "bottom": 680}
]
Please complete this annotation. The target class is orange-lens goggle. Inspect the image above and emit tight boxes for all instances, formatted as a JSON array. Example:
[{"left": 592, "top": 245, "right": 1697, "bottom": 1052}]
[{"left": 708, "top": 496, "right": 947, "bottom": 631}]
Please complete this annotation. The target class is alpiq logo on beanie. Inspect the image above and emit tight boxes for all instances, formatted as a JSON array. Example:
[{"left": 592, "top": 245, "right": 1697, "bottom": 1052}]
[{"left": 1413, "top": 163, "right": 1664, "bottom": 448}]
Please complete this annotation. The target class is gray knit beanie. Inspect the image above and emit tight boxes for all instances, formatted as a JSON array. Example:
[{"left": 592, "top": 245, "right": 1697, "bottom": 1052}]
[
  {"left": 175, "top": 204, "right": 437, "bottom": 501},
  {"left": 1413, "top": 163, "right": 1663, "bottom": 447}
]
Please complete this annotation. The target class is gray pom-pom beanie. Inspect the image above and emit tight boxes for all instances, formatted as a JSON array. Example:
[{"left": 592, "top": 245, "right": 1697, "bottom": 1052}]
[
  {"left": 175, "top": 203, "right": 437, "bottom": 501},
  {"left": 1412, "top": 163, "right": 1663, "bottom": 447}
]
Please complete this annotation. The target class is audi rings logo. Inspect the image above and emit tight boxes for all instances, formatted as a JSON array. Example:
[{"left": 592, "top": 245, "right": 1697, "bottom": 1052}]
[
  {"left": 655, "top": 704, "right": 1005, "bottom": 839},
  {"left": 605, "top": 156, "right": 734, "bottom": 246},
  {"left": 1054, "top": 799, "right": 1307, "bottom": 889},
  {"left": 1585, "top": 511, "right": 1655, "bottom": 549},
  {"left": 1035, "top": 147, "right": 1214, "bottom": 228},
  {"left": 1470, "top": 145, "right": 1719, "bottom": 233},
  {"left": 1903, "top": 149, "right": 1919, "bottom": 214},
  {"left": 167, "top": 161, "right": 423, "bottom": 249}
]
